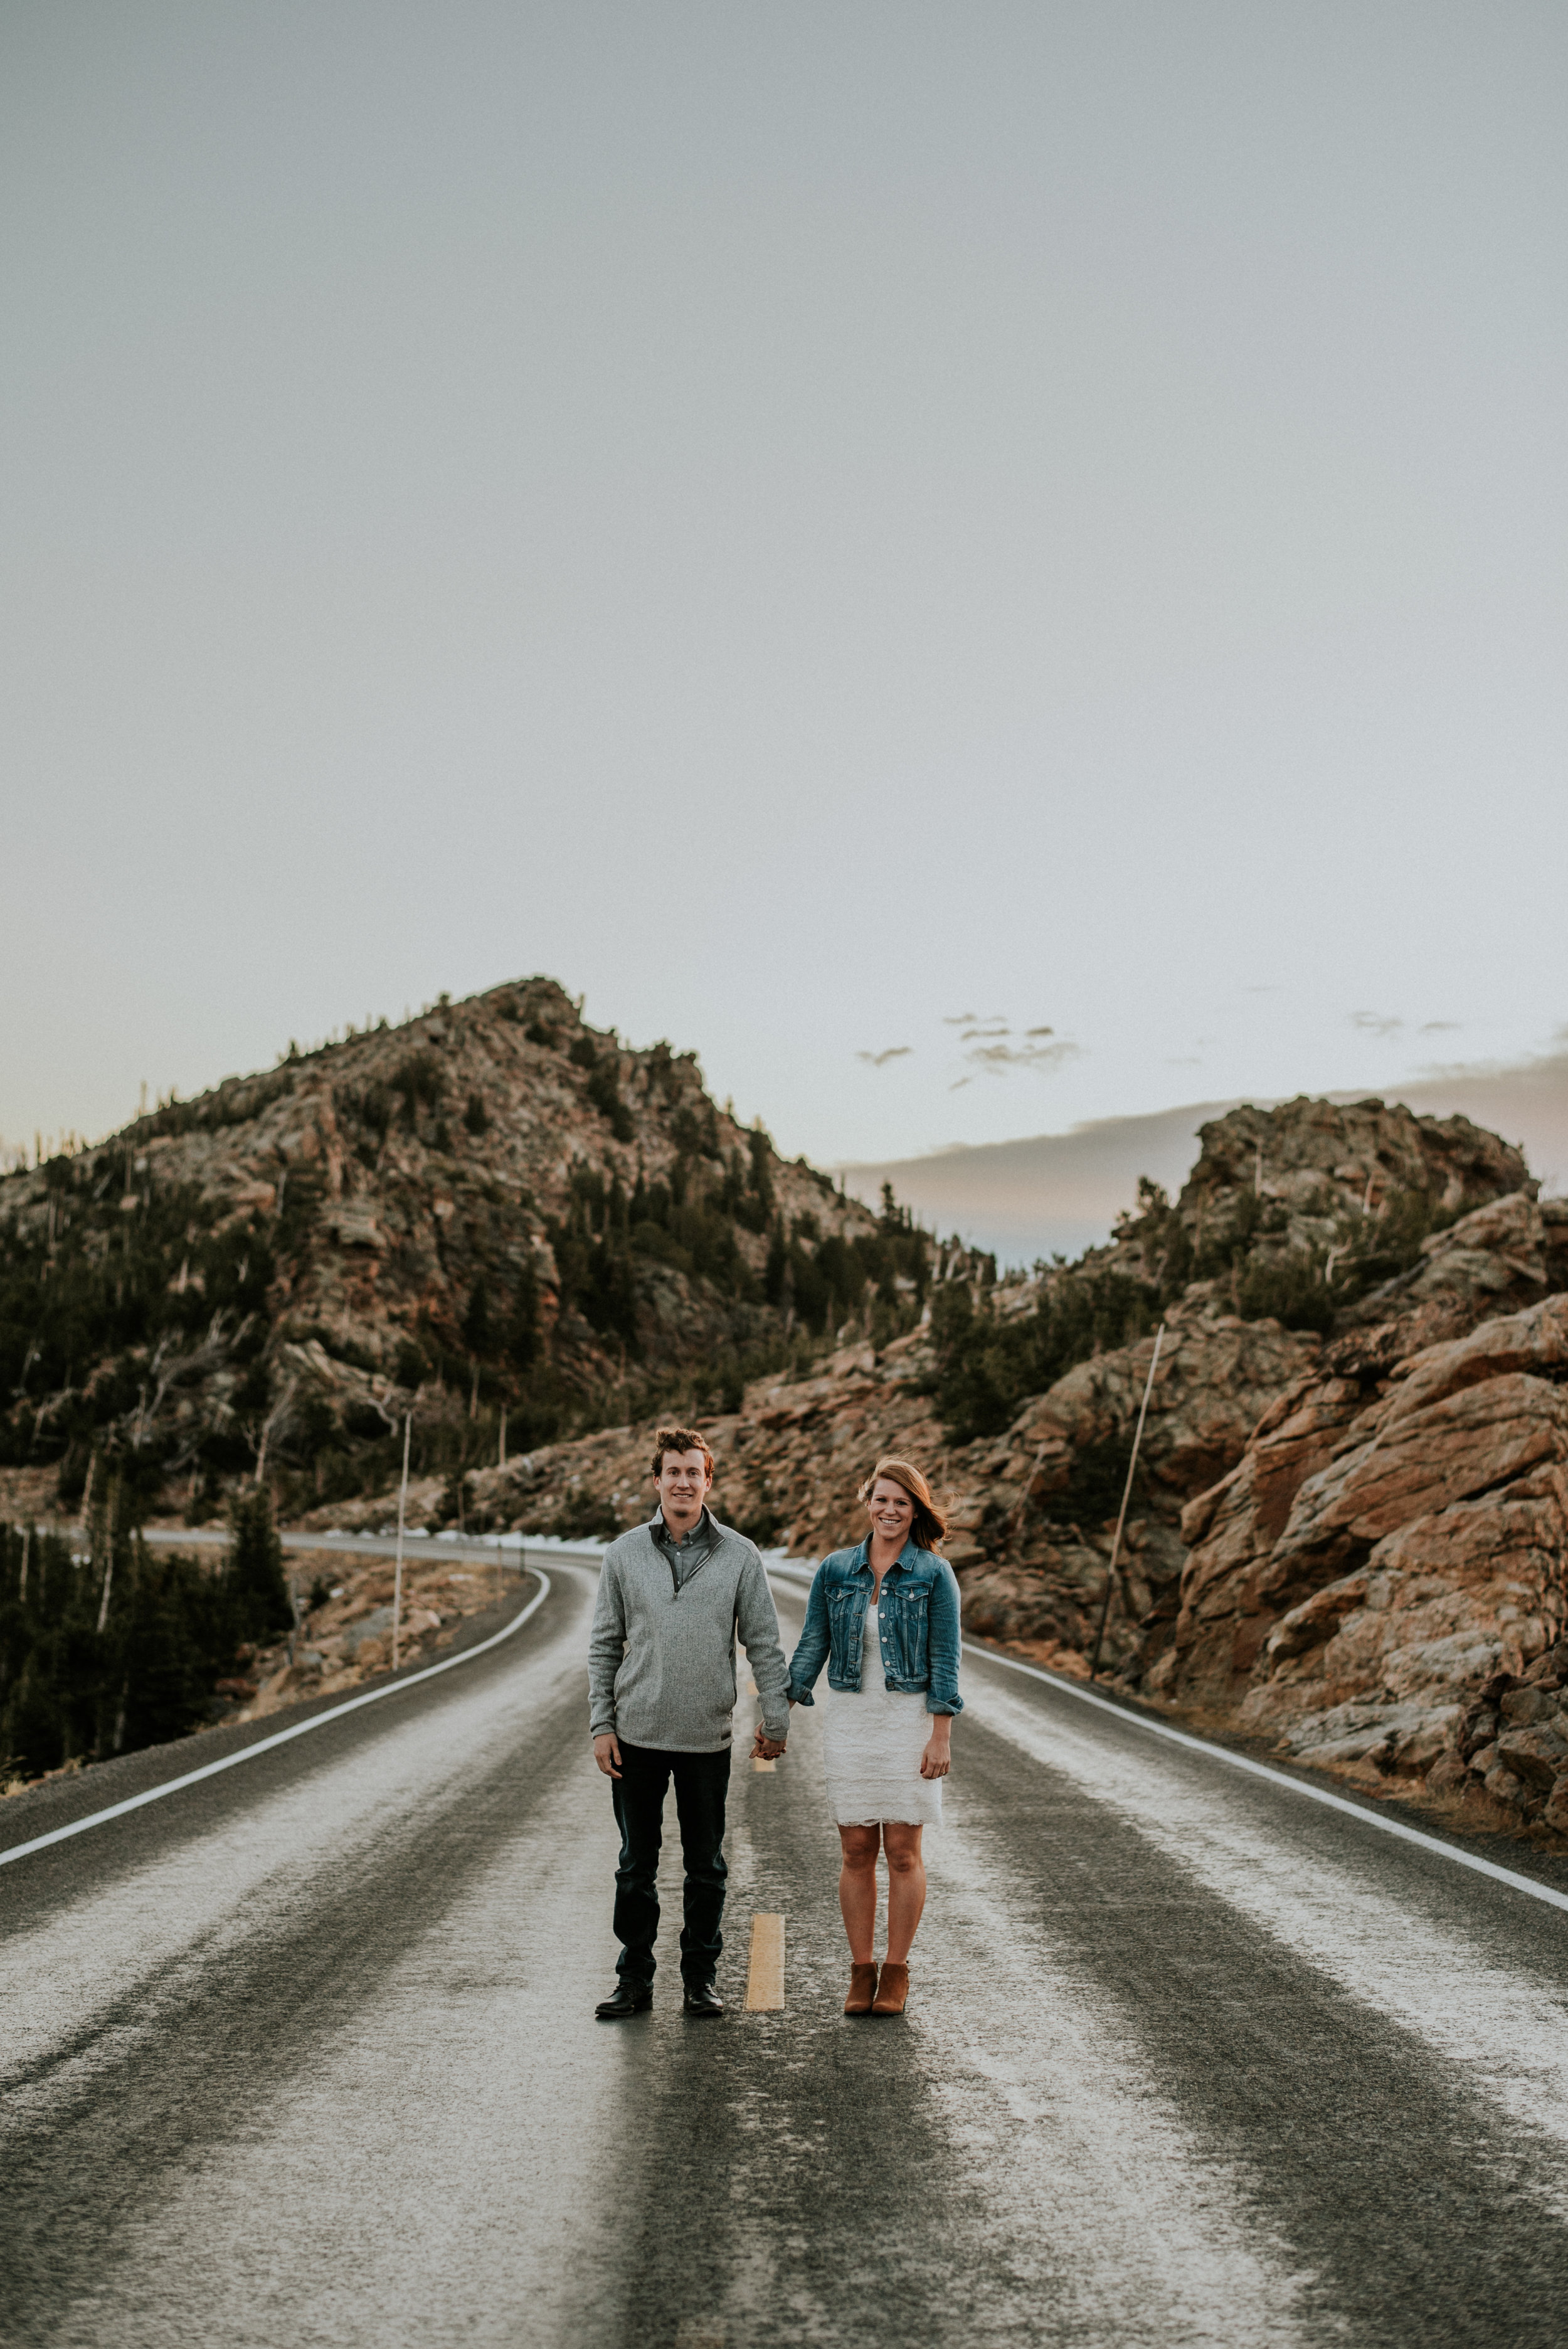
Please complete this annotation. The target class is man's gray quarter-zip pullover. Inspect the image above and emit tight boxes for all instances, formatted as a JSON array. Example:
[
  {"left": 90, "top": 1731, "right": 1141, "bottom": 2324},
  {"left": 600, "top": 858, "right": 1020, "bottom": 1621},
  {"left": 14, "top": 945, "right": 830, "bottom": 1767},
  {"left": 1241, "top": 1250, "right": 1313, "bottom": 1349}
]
[
  {"left": 588, "top": 1513, "right": 790, "bottom": 1751},
  {"left": 651, "top": 1504, "right": 717, "bottom": 1588}
]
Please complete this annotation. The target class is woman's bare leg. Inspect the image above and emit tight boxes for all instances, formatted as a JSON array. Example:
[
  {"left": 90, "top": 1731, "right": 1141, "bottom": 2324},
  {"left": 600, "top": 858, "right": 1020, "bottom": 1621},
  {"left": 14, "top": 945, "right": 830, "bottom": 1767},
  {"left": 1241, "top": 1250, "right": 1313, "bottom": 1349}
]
[
  {"left": 882, "top": 1823, "right": 926, "bottom": 1963},
  {"left": 837, "top": 1825, "right": 882, "bottom": 1961}
]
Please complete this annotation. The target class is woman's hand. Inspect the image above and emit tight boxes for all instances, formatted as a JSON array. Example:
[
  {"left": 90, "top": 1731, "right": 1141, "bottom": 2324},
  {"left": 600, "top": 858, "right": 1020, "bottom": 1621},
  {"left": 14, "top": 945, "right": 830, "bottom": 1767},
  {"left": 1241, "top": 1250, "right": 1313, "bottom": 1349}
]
[{"left": 919, "top": 1723, "right": 952, "bottom": 1779}]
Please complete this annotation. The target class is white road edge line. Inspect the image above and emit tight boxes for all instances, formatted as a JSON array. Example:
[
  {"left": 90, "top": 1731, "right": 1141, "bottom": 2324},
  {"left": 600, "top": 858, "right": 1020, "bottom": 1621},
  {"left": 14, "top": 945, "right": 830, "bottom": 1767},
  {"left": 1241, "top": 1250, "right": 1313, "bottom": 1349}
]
[
  {"left": 765, "top": 1565, "right": 1568, "bottom": 1918},
  {"left": 0, "top": 1570, "right": 553, "bottom": 1872}
]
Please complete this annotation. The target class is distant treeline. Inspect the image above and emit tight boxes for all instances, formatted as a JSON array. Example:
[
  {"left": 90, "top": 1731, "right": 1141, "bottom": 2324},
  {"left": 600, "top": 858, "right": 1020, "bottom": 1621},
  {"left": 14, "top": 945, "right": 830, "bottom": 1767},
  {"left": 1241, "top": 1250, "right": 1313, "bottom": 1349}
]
[
  {"left": 549, "top": 1166, "right": 932, "bottom": 1352},
  {"left": 0, "top": 1490, "right": 293, "bottom": 1783}
]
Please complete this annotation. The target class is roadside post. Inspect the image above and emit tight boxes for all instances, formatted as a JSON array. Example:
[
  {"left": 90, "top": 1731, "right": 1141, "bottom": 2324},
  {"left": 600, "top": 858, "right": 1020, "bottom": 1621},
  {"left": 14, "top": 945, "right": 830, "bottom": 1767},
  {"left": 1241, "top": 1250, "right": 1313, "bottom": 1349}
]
[
  {"left": 1089, "top": 1322, "right": 1165, "bottom": 1680},
  {"left": 390, "top": 1414, "right": 411, "bottom": 1670}
]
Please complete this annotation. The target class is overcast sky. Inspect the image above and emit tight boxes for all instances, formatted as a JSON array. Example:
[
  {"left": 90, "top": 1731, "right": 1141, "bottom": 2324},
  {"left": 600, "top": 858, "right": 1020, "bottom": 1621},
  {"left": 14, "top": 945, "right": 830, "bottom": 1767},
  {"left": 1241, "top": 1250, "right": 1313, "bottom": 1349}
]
[{"left": 4, "top": 1, "right": 1564, "bottom": 1175}]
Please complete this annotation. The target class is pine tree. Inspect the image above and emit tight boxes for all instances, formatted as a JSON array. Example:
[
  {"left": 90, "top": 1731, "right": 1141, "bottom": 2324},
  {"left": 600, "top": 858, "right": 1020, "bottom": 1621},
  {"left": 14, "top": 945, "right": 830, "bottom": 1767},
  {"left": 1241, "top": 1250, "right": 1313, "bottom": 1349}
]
[
  {"left": 507, "top": 1259, "right": 540, "bottom": 1369},
  {"left": 462, "top": 1276, "right": 492, "bottom": 1355},
  {"left": 225, "top": 1488, "right": 292, "bottom": 1646}
]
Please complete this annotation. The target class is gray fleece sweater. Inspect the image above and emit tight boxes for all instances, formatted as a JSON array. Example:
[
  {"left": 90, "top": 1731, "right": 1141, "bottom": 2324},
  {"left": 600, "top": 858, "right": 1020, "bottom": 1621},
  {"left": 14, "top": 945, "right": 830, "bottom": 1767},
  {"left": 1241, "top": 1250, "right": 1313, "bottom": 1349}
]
[{"left": 588, "top": 1515, "right": 791, "bottom": 1752}]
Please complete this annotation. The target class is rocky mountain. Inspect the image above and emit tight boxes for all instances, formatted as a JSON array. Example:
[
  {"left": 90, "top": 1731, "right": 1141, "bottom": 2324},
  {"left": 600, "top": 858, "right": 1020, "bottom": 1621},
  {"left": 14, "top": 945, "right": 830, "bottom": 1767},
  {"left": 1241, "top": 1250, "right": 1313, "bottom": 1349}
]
[
  {"left": 11, "top": 1021, "right": 1567, "bottom": 1840},
  {"left": 299, "top": 1091, "right": 1568, "bottom": 1839},
  {"left": 0, "top": 977, "right": 931, "bottom": 1520}
]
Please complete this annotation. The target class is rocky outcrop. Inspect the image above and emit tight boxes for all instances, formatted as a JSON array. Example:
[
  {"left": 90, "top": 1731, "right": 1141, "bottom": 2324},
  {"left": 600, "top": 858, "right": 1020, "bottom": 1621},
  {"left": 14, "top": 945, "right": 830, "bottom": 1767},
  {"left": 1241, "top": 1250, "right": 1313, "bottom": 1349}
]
[
  {"left": 954, "top": 1302, "right": 1320, "bottom": 1655},
  {"left": 1100, "top": 1094, "right": 1534, "bottom": 1325},
  {"left": 1131, "top": 1093, "right": 1528, "bottom": 1259},
  {"left": 1154, "top": 1276, "right": 1568, "bottom": 1827},
  {"left": 1335, "top": 1190, "right": 1568, "bottom": 1362}
]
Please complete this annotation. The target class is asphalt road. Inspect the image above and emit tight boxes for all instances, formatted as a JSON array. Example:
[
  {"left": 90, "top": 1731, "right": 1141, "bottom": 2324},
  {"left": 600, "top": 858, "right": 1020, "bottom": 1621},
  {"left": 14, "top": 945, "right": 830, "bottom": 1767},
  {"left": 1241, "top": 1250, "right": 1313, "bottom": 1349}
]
[{"left": 5, "top": 1556, "right": 1568, "bottom": 2349}]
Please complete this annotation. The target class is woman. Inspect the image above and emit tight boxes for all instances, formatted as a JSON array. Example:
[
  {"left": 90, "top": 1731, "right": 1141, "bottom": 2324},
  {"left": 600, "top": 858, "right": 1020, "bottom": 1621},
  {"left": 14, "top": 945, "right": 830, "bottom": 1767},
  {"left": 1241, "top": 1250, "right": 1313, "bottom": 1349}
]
[{"left": 787, "top": 1457, "right": 962, "bottom": 2017}]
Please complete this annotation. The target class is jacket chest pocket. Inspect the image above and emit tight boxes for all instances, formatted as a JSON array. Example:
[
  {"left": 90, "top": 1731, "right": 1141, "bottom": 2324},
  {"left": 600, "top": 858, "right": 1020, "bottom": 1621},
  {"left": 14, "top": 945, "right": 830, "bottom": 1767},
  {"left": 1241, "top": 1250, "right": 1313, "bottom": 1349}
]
[{"left": 890, "top": 1584, "right": 928, "bottom": 1665}]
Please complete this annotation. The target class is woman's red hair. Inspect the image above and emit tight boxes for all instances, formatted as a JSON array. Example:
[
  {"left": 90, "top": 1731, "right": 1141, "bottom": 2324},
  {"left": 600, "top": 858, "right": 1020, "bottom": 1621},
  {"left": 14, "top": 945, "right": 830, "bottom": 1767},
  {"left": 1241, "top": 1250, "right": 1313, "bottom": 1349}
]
[{"left": 857, "top": 1456, "right": 948, "bottom": 1553}]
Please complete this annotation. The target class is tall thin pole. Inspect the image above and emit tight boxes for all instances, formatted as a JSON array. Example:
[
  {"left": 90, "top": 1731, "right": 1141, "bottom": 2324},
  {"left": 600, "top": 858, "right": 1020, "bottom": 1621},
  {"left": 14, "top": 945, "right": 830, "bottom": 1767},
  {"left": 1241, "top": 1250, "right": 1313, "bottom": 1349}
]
[
  {"left": 78, "top": 1447, "right": 96, "bottom": 1548},
  {"left": 1089, "top": 1322, "right": 1165, "bottom": 1681},
  {"left": 391, "top": 1413, "right": 411, "bottom": 1671}
]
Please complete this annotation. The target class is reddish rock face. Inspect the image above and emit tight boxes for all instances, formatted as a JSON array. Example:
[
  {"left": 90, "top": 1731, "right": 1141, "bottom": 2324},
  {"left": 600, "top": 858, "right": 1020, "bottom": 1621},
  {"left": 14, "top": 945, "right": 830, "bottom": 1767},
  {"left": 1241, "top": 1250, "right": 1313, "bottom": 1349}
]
[{"left": 1155, "top": 1290, "right": 1568, "bottom": 1828}]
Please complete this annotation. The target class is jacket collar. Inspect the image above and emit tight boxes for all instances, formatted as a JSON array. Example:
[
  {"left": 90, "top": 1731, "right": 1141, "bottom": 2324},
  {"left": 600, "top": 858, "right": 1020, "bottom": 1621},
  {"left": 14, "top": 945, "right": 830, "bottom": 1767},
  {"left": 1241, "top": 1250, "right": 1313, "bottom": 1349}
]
[
  {"left": 850, "top": 1536, "right": 924, "bottom": 1576},
  {"left": 651, "top": 1505, "right": 714, "bottom": 1551}
]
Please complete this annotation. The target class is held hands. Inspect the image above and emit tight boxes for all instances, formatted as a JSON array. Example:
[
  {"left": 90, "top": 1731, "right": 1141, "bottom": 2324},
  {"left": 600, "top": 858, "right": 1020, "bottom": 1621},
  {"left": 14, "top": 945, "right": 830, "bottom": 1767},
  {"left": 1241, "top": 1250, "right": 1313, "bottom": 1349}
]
[
  {"left": 593, "top": 1733, "right": 623, "bottom": 1779},
  {"left": 748, "top": 1692, "right": 795, "bottom": 1761}
]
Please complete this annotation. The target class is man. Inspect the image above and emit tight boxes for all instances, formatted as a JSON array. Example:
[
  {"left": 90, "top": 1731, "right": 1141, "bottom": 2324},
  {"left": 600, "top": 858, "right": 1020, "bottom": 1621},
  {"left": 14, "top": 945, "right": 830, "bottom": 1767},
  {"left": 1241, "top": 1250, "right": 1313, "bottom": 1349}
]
[{"left": 589, "top": 1425, "right": 790, "bottom": 2019}]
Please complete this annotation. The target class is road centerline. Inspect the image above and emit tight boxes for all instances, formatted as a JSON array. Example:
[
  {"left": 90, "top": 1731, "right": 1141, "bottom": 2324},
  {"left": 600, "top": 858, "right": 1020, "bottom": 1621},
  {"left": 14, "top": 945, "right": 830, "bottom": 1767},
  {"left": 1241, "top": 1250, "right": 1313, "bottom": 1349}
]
[{"left": 744, "top": 1914, "right": 785, "bottom": 2010}]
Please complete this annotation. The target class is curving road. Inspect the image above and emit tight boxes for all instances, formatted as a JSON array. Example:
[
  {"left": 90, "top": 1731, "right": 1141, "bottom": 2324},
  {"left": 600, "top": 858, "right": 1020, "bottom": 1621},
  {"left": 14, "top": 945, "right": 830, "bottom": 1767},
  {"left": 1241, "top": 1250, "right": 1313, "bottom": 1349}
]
[{"left": 4, "top": 1553, "right": 1568, "bottom": 2348}]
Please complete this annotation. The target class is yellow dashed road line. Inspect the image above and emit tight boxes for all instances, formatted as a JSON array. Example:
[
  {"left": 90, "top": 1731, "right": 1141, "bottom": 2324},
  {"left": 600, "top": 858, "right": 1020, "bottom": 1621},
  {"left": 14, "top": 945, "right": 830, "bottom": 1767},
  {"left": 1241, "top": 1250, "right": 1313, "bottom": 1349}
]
[{"left": 744, "top": 1913, "right": 785, "bottom": 2010}]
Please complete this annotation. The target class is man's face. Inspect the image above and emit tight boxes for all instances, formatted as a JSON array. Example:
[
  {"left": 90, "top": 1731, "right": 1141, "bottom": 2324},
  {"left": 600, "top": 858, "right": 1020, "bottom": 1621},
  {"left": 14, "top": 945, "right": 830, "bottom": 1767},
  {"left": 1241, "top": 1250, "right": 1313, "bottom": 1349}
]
[{"left": 657, "top": 1449, "right": 712, "bottom": 1529}]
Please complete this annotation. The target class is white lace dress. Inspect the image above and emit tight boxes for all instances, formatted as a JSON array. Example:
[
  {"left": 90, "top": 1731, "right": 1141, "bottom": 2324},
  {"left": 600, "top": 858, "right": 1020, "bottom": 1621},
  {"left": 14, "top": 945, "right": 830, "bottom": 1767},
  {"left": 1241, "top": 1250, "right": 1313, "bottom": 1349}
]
[{"left": 818, "top": 1603, "right": 943, "bottom": 1828}]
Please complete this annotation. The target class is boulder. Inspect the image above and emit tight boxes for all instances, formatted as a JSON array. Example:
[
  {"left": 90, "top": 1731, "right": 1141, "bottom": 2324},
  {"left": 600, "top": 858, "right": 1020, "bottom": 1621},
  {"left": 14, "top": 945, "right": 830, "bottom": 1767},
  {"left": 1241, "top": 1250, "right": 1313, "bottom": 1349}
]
[{"left": 1495, "top": 1721, "right": 1568, "bottom": 1792}]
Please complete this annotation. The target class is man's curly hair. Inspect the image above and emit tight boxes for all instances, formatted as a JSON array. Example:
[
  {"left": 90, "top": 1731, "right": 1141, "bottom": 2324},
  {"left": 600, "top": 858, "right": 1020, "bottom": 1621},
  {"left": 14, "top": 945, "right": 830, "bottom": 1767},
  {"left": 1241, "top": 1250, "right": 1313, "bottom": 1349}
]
[{"left": 649, "top": 1425, "right": 715, "bottom": 1478}]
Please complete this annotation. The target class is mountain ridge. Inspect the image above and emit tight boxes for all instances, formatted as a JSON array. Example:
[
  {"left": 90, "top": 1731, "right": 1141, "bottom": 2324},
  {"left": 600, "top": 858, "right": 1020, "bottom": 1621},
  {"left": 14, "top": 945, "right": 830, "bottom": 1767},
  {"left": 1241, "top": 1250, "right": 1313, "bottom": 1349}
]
[{"left": 0, "top": 977, "right": 936, "bottom": 1521}]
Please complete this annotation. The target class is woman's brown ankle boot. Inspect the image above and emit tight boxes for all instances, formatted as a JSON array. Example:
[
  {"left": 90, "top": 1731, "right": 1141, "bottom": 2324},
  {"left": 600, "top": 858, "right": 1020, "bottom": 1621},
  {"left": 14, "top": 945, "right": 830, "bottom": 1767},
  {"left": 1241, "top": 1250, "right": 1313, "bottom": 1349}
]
[
  {"left": 844, "top": 1963, "right": 879, "bottom": 2015},
  {"left": 871, "top": 1961, "right": 909, "bottom": 2015}
]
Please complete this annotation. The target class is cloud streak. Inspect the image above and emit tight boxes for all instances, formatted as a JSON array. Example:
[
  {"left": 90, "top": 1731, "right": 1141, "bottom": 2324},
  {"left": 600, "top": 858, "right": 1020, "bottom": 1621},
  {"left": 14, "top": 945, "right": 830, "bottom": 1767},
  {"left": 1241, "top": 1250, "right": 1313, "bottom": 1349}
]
[
  {"left": 856, "top": 1046, "right": 913, "bottom": 1068},
  {"left": 939, "top": 1011, "right": 1084, "bottom": 1079},
  {"left": 1353, "top": 1011, "right": 1463, "bottom": 1042},
  {"left": 964, "top": 1037, "right": 1082, "bottom": 1074}
]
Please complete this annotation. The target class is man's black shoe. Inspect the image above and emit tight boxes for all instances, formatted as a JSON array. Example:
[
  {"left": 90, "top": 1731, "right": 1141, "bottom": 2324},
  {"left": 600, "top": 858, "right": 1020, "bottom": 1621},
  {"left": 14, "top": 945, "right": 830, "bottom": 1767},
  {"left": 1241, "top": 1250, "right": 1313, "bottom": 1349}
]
[
  {"left": 682, "top": 1982, "right": 724, "bottom": 2018},
  {"left": 595, "top": 1983, "right": 653, "bottom": 2020}
]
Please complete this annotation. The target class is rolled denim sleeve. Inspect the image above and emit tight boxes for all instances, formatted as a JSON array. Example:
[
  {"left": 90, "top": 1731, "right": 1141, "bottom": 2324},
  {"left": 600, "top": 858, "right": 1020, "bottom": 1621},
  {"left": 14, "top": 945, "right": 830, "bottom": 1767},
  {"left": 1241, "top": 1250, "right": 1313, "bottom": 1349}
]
[
  {"left": 786, "top": 1564, "right": 832, "bottom": 1705},
  {"left": 924, "top": 1559, "right": 964, "bottom": 1715}
]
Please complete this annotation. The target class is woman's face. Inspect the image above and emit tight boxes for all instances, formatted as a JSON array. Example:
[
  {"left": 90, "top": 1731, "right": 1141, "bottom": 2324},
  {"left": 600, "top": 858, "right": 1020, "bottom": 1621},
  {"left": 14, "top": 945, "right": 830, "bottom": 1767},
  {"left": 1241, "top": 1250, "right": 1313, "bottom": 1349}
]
[{"left": 867, "top": 1478, "right": 915, "bottom": 1546}]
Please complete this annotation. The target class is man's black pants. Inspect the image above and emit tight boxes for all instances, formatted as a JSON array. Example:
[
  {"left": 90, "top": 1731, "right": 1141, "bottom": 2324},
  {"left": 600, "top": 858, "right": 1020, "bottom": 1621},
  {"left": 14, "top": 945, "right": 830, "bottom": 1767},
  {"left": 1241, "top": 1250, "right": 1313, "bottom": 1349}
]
[{"left": 610, "top": 1740, "right": 731, "bottom": 1990}]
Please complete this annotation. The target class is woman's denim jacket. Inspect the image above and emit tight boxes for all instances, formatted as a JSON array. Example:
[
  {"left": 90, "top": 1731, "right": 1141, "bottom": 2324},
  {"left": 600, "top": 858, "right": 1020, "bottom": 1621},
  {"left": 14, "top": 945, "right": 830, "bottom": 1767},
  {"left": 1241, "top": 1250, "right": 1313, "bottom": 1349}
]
[{"left": 787, "top": 1539, "right": 963, "bottom": 1716}]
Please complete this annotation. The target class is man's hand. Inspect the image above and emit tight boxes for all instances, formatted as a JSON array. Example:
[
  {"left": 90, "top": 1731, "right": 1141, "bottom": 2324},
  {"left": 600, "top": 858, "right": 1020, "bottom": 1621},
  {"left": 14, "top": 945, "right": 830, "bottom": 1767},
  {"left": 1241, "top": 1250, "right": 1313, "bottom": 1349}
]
[
  {"left": 750, "top": 1726, "right": 787, "bottom": 1761},
  {"left": 593, "top": 1733, "right": 623, "bottom": 1779}
]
